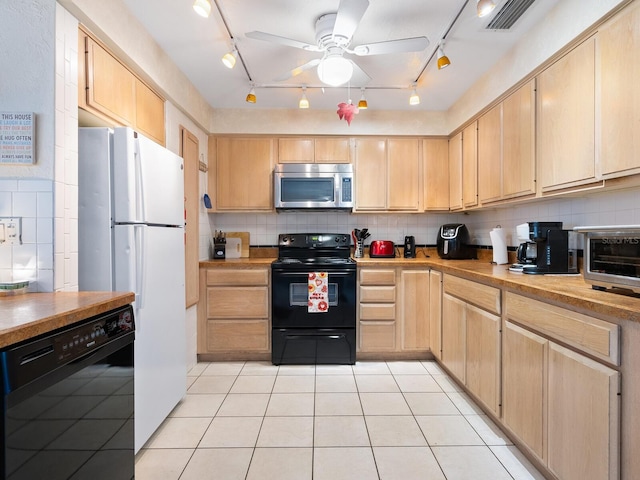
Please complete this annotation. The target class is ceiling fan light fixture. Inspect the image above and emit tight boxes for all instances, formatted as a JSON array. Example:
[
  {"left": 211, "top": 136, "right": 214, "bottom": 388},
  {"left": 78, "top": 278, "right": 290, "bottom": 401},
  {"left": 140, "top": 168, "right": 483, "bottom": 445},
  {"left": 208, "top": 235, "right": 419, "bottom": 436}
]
[
  {"left": 299, "top": 86, "right": 310, "bottom": 109},
  {"left": 477, "top": 0, "right": 496, "bottom": 18},
  {"left": 437, "top": 45, "right": 450, "bottom": 70},
  {"left": 317, "top": 55, "right": 353, "bottom": 87},
  {"left": 245, "top": 86, "right": 256, "bottom": 104},
  {"left": 222, "top": 49, "right": 237, "bottom": 69},
  {"left": 192, "top": 0, "right": 211, "bottom": 18},
  {"left": 409, "top": 84, "right": 420, "bottom": 106},
  {"left": 358, "top": 88, "right": 368, "bottom": 109}
]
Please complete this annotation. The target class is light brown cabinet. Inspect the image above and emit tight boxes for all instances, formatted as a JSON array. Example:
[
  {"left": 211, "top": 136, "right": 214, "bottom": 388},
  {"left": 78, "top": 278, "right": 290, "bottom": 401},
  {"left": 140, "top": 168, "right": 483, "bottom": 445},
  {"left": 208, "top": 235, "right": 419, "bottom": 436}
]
[
  {"left": 442, "top": 274, "right": 501, "bottom": 414},
  {"left": 478, "top": 80, "right": 536, "bottom": 205},
  {"left": 504, "top": 292, "right": 620, "bottom": 480},
  {"left": 537, "top": 36, "right": 597, "bottom": 192},
  {"left": 198, "top": 267, "right": 270, "bottom": 357},
  {"left": 599, "top": 1, "right": 640, "bottom": 178},
  {"left": 462, "top": 122, "right": 478, "bottom": 208},
  {"left": 358, "top": 268, "right": 397, "bottom": 352},
  {"left": 79, "top": 28, "right": 165, "bottom": 145},
  {"left": 209, "top": 137, "right": 276, "bottom": 211},
  {"left": 428, "top": 270, "right": 442, "bottom": 360},
  {"left": 423, "top": 139, "right": 449, "bottom": 211},
  {"left": 278, "top": 137, "right": 351, "bottom": 163},
  {"left": 354, "top": 138, "right": 421, "bottom": 211},
  {"left": 400, "top": 269, "right": 430, "bottom": 351},
  {"left": 448, "top": 132, "right": 463, "bottom": 211}
]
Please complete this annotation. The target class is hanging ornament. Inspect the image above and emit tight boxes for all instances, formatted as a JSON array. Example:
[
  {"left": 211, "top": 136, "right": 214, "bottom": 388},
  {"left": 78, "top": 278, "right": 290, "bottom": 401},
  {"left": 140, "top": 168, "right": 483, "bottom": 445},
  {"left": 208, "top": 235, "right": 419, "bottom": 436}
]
[{"left": 336, "top": 82, "right": 359, "bottom": 126}]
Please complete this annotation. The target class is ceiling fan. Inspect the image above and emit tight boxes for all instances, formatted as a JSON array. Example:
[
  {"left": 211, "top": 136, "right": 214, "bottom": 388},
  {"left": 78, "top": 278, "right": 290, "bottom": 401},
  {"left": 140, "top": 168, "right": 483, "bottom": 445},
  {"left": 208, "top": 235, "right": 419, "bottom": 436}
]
[{"left": 245, "top": 0, "right": 429, "bottom": 87}]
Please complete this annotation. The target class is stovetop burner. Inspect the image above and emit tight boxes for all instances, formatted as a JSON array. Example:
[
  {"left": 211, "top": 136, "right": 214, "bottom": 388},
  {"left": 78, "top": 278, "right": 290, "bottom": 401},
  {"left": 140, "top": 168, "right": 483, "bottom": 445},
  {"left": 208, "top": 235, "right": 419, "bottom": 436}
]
[
  {"left": 274, "top": 257, "right": 356, "bottom": 266},
  {"left": 274, "top": 233, "right": 355, "bottom": 269}
]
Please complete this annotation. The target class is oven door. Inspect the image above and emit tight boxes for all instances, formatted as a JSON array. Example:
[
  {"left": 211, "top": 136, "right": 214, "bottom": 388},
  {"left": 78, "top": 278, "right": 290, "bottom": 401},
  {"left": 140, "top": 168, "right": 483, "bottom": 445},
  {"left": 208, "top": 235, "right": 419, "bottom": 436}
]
[{"left": 271, "top": 268, "right": 356, "bottom": 328}]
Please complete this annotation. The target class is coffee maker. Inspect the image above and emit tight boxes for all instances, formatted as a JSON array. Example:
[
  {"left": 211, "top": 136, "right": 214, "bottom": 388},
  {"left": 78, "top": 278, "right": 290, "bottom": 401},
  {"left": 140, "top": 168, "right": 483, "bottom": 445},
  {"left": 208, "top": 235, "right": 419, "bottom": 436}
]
[
  {"left": 403, "top": 236, "right": 416, "bottom": 258},
  {"left": 522, "top": 222, "right": 578, "bottom": 274}
]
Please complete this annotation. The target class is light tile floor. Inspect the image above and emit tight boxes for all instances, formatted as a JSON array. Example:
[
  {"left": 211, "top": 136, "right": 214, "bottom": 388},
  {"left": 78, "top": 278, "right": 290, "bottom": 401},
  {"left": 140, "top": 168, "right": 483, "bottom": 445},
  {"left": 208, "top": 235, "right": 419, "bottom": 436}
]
[{"left": 135, "top": 360, "right": 546, "bottom": 480}]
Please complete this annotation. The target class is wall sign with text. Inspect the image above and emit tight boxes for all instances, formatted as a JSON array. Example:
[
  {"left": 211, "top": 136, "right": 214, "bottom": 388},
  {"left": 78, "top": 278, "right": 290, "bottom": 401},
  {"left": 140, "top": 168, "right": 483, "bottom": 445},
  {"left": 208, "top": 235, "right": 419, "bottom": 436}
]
[{"left": 1, "top": 112, "right": 35, "bottom": 165}]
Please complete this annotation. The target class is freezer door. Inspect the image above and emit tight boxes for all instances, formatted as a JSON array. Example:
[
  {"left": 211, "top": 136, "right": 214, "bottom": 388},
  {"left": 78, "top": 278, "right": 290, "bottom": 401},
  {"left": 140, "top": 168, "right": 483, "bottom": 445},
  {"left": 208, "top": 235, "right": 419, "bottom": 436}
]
[
  {"left": 113, "top": 224, "right": 186, "bottom": 452},
  {"left": 112, "top": 127, "right": 184, "bottom": 226}
]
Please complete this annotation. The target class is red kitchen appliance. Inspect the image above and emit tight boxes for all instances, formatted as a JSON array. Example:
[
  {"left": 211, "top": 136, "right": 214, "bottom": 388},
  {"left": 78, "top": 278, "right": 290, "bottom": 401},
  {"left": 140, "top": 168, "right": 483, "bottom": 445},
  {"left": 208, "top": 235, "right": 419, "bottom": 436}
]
[{"left": 369, "top": 240, "right": 396, "bottom": 258}]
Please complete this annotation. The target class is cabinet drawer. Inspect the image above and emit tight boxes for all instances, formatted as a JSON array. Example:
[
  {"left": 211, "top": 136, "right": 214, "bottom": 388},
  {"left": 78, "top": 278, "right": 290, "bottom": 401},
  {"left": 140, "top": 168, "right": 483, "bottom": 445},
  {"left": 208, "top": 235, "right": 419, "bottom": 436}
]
[
  {"left": 359, "top": 285, "right": 396, "bottom": 303},
  {"left": 360, "top": 303, "right": 396, "bottom": 320},
  {"left": 360, "top": 321, "right": 396, "bottom": 351},
  {"left": 206, "top": 268, "right": 269, "bottom": 286},
  {"left": 506, "top": 292, "right": 620, "bottom": 365},
  {"left": 207, "top": 286, "right": 269, "bottom": 318},
  {"left": 443, "top": 274, "right": 501, "bottom": 314},
  {"left": 207, "top": 319, "right": 269, "bottom": 352},
  {"left": 360, "top": 269, "right": 396, "bottom": 285}
]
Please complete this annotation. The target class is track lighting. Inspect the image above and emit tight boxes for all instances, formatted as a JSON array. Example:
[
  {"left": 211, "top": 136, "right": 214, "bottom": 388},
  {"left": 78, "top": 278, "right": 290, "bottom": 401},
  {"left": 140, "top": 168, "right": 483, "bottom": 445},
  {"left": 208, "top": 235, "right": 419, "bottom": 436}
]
[
  {"left": 222, "top": 49, "right": 238, "bottom": 69},
  {"left": 437, "top": 42, "right": 450, "bottom": 70},
  {"left": 358, "top": 88, "right": 368, "bottom": 109},
  {"left": 192, "top": 0, "right": 211, "bottom": 18},
  {"left": 477, "top": 0, "right": 496, "bottom": 18},
  {"left": 299, "top": 86, "right": 310, "bottom": 109},
  {"left": 245, "top": 86, "right": 256, "bottom": 104},
  {"left": 409, "top": 84, "right": 420, "bottom": 106}
]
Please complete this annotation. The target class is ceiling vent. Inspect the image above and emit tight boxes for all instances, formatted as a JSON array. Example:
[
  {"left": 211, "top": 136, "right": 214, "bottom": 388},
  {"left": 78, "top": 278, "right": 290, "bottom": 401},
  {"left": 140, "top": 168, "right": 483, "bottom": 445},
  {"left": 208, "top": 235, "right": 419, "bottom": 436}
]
[{"left": 486, "top": 0, "right": 536, "bottom": 30}]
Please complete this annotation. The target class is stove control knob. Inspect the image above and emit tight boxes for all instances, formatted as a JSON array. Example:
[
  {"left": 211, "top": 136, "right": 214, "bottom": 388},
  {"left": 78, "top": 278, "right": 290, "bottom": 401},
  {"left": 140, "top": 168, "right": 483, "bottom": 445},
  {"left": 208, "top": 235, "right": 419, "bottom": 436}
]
[
  {"left": 290, "top": 237, "right": 295, "bottom": 243},
  {"left": 281, "top": 236, "right": 288, "bottom": 244},
  {"left": 342, "top": 235, "right": 348, "bottom": 243}
]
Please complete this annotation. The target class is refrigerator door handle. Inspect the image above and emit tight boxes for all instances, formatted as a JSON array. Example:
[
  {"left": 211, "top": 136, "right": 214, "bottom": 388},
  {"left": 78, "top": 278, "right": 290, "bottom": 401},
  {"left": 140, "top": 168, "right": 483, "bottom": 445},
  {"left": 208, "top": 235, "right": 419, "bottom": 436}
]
[
  {"left": 135, "top": 225, "right": 145, "bottom": 308},
  {"left": 134, "top": 137, "right": 146, "bottom": 223}
]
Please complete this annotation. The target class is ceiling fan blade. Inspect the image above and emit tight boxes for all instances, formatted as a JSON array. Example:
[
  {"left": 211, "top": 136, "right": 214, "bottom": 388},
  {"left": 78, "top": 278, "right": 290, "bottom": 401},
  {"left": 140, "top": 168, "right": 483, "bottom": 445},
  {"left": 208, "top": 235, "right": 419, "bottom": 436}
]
[
  {"left": 246, "top": 31, "right": 322, "bottom": 52},
  {"left": 349, "top": 60, "right": 372, "bottom": 85},
  {"left": 352, "top": 36, "right": 429, "bottom": 56},
  {"left": 332, "top": 0, "right": 370, "bottom": 45},
  {"left": 274, "top": 58, "right": 322, "bottom": 82}
]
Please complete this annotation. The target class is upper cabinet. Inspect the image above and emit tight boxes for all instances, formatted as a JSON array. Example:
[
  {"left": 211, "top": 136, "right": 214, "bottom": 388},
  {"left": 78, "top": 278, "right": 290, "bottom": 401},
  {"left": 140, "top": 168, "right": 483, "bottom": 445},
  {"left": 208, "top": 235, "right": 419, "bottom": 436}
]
[
  {"left": 209, "top": 137, "right": 276, "bottom": 211},
  {"left": 599, "top": 1, "right": 640, "bottom": 178},
  {"left": 478, "top": 80, "right": 536, "bottom": 205},
  {"left": 354, "top": 138, "right": 421, "bottom": 212},
  {"left": 537, "top": 37, "right": 597, "bottom": 192},
  {"left": 78, "top": 27, "right": 166, "bottom": 146},
  {"left": 423, "top": 139, "right": 449, "bottom": 211},
  {"left": 462, "top": 122, "right": 478, "bottom": 208},
  {"left": 278, "top": 137, "right": 351, "bottom": 163},
  {"left": 448, "top": 132, "right": 463, "bottom": 211}
]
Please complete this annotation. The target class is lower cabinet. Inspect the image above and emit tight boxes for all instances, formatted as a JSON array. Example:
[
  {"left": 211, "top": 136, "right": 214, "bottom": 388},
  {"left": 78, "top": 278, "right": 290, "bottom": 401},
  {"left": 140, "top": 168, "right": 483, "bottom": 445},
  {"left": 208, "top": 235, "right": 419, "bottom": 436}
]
[
  {"left": 358, "top": 266, "right": 433, "bottom": 356},
  {"left": 198, "top": 267, "right": 270, "bottom": 357},
  {"left": 504, "top": 293, "right": 621, "bottom": 480},
  {"left": 428, "top": 270, "right": 443, "bottom": 360},
  {"left": 441, "top": 274, "right": 501, "bottom": 415}
]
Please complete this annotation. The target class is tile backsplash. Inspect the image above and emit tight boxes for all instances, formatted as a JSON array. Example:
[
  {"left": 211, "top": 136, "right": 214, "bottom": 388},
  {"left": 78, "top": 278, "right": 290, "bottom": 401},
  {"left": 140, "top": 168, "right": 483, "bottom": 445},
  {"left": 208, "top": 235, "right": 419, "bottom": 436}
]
[{"left": 209, "top": 186, "right": 640, "bottom": 251}]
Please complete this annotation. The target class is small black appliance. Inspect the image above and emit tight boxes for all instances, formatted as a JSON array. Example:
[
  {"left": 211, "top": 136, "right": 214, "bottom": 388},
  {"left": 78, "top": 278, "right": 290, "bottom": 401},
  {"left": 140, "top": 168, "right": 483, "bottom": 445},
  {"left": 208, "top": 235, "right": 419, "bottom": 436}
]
[
  {"left": 523, "top": 222, "right": 578, "bottom": 274},
  {"left": 403, "top": 236, "right": 416, "bottom": 258},
  {"left": 516, "top": 242, "right": 537, "bottom": 264},
  {"left": 437, "top": 224, "right": 475, "bottom": 259}
]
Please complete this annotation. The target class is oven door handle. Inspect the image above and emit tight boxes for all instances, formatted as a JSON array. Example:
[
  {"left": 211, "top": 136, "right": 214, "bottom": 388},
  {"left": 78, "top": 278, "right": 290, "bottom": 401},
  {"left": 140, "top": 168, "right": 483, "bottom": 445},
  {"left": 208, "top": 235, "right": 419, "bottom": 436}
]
[
  {"left": 273, "top": 271, "right": 355, "bottom": 277},
  {"left": 285, "top": 334, "right": 346, "bottom": 340}
]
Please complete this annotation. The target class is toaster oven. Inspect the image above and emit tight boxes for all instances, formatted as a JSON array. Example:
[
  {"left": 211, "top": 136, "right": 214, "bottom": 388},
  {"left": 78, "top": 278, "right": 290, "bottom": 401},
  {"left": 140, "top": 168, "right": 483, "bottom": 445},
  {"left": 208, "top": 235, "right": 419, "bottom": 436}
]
[{"left": 574, "top": 225, "right": 640, "bottom": 293}]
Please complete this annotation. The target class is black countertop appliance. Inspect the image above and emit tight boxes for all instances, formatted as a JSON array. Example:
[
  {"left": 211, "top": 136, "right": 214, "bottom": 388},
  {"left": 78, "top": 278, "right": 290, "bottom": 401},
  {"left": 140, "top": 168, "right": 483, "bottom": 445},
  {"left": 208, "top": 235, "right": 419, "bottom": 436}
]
[
  {"left": 437, "top": 224, "right": 475, "bottom": 259},
  {"left": 403, "top": 236, "right": 416, "bottom": 258}
]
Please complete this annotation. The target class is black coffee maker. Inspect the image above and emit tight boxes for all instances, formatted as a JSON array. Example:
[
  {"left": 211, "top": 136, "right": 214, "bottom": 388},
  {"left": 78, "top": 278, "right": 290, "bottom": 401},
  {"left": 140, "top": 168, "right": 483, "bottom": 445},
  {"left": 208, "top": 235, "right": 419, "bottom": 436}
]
[
  {"left": 523, "top": 222, "right": 578, "bottom": 274},
  {"left": 403, "top": 236, "right": 416, "bottom": 258}
]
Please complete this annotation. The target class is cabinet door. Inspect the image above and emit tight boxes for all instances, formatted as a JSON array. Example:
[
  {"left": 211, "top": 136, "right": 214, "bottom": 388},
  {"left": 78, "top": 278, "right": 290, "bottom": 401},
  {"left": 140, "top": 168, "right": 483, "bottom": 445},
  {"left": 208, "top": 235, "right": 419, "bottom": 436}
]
[
  {"left": 503, "top": 80, "right": 535, "bottom": 198},
  {"left": 135, "top": 78, "right": 165, "bottom": 145},
  {"left": 354, "top": 138, "right": 387, "bottom": 210},
  {"left": 462, "top": 122, "right": 478, "bottom": 208},
  {"left": 448, "top": 132, "right": 463, "bottom": 211},
  {"left": 181, "top": 128, "right": 199, "bottom": 308},
  {"left": 477, "top": 105, "right": 502, "bottom": 204},
  {"left": 599, "top": 1, "right": 640, "bottom": 177},
  {"left": 215, "top": 138, "right": 274, "bottom": 210},
  {"left": 423, "top": 139, "right": 449, "bottom": 211},
  {"left": 85, "top": 37, "right": 136, "bottom": 126},
  {"left": 278, "top": 138, "right": 314, "bottom": 163},
  {"left": 401, "top": 270, "right": 430, "bottom": 351},
  {"left": 465, "top": 304, "right": 501, "bottom": 415},
  {"left": 538, "top": 37, "right": 596, "bottom": 191},
  {"left": 428, "top": 270, "right": 442, "bottom": 360},
  {"left": 388, "top": 138, "right": 421, "bottom": 211},
  {"left": 442, "top": 293, "right": 466, "bottom": 383},
  {"left": 547, "top": 343, "right": 620, "bottom": 480},
  {"left": 315, "top": 137, "right": 351, "bottom": 163},
  {"left": 502, "top": 321, "right": 546, "bottom": 460}
]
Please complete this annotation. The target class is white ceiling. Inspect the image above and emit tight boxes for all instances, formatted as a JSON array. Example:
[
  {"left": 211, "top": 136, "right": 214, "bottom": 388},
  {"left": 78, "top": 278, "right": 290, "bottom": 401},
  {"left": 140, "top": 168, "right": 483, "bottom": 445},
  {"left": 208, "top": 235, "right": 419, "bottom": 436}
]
[{"left": 121, "top": 0, "right": 559, "bottom": 111}]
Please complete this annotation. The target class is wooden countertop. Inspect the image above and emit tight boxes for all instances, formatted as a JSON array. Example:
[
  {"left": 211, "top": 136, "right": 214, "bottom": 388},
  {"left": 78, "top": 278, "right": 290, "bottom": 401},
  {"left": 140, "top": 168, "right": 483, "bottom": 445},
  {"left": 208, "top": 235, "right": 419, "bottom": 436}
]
[
  {"left": 0, "top": 291, "right": 135, "bottom": 349},
  {"left": 200, "top": 249, "right": 640, "bottom": 323}
]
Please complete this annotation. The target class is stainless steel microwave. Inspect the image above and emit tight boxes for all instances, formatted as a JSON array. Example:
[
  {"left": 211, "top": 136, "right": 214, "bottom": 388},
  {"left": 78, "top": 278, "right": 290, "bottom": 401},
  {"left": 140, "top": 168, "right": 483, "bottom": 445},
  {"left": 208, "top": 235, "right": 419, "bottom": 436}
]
[
  {"left": 274, "top": 163, "right": 353, "bottom": 211},
  {"left": 574, "top": 225, "right": 640, "bottom": 293}
]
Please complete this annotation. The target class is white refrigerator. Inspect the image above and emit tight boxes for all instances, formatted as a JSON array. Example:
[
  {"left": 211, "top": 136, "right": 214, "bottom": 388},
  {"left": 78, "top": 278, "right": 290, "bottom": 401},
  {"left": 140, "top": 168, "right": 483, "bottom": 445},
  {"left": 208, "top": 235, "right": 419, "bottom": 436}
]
[{"left": 78, "top": 127, "right": 186, "bottom": 453}]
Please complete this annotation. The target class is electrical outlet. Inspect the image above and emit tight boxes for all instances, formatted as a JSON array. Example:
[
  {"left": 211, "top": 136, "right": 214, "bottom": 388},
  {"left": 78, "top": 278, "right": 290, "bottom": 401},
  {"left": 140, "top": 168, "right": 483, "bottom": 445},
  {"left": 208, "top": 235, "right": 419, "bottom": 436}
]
[{"left": 0, "top": 217, "right": 22, "bottom": 245}]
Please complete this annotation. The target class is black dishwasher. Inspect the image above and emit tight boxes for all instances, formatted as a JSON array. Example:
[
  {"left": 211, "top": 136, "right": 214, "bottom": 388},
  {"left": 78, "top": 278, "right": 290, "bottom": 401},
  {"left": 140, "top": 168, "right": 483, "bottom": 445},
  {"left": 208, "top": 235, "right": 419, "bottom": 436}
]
[{"left": 1, "top": 305, "right": 135, "bottom": 480}]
